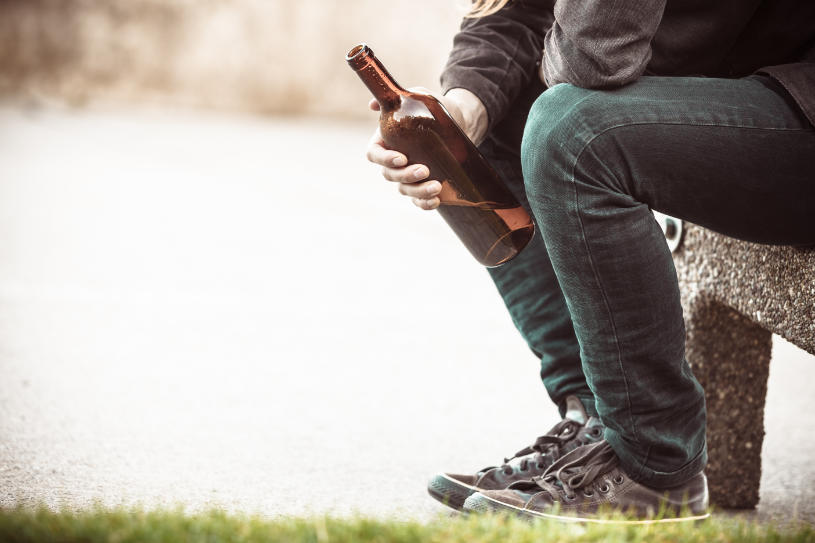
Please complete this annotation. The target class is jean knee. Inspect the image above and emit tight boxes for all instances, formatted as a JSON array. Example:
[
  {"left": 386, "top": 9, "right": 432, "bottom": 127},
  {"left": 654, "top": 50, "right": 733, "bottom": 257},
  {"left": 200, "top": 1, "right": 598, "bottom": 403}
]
[
  {"left": 521, "top": 84, "right": 597, "bottom": 207},
  {"left": 522, "top": 83, "right": 648, "bottom": 209}
]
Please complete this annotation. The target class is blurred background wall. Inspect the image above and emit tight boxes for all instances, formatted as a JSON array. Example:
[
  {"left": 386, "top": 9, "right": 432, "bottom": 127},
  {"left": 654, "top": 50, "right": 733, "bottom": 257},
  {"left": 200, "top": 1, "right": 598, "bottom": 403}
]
[{"left": 0, "top": 0, "right": 464, "bottom": 117}]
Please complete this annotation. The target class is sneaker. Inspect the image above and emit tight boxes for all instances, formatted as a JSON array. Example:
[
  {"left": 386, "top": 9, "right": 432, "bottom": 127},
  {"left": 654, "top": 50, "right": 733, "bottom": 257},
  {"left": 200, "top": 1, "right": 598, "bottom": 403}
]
[
  {"left": 462, "top": 440, "right": 710, "bottom": 523},
  {"left": 427, "top": 396, "right": 604, "bottom": 510}
]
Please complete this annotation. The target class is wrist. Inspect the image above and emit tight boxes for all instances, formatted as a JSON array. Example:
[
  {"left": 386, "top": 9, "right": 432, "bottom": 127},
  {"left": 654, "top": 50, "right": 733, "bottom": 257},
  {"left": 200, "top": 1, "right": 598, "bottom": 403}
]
[{"left": 443, "top": 88, "right": 489, "bottom": 146}]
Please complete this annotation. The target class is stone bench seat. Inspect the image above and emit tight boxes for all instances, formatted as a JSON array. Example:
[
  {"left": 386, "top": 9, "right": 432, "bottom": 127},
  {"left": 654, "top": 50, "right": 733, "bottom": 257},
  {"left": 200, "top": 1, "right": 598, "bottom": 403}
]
[{"left": 671, "top": 223, "right": 814, "bottom": 508}]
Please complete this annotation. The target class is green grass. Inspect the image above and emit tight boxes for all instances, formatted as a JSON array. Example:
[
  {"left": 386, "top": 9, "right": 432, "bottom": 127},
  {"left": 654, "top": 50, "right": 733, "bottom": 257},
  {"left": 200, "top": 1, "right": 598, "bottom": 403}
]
[{"left": 0, "top": 507, "right": 812, "bottom": 543}]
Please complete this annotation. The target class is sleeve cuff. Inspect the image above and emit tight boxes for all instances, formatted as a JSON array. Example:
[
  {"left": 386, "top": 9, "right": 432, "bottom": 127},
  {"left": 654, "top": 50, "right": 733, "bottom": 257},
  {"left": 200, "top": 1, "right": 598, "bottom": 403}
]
[{"left": 441, "top": 67, "right": 510, "bottom": 133}]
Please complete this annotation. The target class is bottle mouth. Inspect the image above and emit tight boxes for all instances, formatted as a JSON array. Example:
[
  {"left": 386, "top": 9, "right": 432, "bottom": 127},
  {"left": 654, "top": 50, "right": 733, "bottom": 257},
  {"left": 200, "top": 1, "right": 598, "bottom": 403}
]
[{"left": 346, "top": 43, "right": 372, "bottom": 70}]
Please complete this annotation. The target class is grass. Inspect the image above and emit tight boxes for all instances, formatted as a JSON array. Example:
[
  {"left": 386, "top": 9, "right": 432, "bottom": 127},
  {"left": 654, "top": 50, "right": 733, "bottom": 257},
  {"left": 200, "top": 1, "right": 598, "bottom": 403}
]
[{"left": 0, "top": 507, "right": 812, "bottom": 543}]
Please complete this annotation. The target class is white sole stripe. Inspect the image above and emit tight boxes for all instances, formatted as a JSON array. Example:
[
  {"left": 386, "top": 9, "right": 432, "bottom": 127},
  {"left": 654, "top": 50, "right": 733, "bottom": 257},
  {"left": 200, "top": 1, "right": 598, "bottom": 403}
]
[
  {"left": 439, "top": 473, "right": 480, "bottom": 492},
  {"left": 477, "top": 493, "right": 711, "bottom": 524}
]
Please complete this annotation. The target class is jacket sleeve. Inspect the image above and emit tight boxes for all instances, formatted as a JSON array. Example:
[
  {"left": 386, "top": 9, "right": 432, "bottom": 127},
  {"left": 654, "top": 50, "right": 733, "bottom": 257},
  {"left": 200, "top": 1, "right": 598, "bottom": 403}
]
[
  {"left": 440, "top": 0, "right": 554, "bottom": 131},
  {"left": 542, "top": 0, "right": 666, "bottom": 88}
]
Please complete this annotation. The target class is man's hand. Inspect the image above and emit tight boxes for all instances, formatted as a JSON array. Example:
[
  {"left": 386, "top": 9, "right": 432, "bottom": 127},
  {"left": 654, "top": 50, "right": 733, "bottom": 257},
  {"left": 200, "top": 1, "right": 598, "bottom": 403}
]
[{"left": 365, "top": 88, "right": 488, "bottom": 211}]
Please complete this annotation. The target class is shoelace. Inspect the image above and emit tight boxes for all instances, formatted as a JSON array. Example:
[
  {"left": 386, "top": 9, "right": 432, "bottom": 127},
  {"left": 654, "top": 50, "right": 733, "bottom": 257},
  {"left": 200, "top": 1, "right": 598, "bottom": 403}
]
[
  {"left": 509, "top": 440, "right": 619, "bottom": 500},
  {"left": 493, "top": 418, "right": 581, "bottom": 475}
]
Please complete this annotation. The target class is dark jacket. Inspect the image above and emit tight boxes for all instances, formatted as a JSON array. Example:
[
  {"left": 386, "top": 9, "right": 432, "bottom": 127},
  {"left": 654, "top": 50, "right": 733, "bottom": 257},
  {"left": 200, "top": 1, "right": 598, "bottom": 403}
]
[{"left": 441, "top": 0, "right": 815, "bottom": 131}]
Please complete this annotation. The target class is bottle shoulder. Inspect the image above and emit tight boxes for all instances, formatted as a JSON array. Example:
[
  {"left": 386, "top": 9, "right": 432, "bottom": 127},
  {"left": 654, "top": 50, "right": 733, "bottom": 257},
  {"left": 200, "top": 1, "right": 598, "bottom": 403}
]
[
  {"left": 382, "top": 93, "right": 460, "bottom": 135},
  {"left": 388, "top": 93, "right": 435, "bottom": 119}
]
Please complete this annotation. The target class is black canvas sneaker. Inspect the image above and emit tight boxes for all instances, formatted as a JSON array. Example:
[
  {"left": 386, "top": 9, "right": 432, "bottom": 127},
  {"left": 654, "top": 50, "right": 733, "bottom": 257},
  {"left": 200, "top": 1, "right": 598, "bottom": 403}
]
[
  {"left": 427, "top": 396, "right": 604, "bottom": 511},
  {"left": 463, "top": 440, "right": 710, "bottom": 523}
]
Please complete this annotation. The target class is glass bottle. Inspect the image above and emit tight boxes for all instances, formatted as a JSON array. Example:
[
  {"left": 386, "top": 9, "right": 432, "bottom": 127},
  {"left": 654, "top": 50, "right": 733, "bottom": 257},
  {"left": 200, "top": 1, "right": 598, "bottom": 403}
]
[{"left": 346, "top": 43, "right": 535, "bottom": 267}]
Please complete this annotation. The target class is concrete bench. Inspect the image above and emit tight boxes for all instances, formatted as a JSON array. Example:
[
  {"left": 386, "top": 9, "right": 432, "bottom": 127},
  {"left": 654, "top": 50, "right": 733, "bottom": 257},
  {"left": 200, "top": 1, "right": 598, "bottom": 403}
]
[{"left": 667, "top": 222, "right": 814, "bottom": 508}]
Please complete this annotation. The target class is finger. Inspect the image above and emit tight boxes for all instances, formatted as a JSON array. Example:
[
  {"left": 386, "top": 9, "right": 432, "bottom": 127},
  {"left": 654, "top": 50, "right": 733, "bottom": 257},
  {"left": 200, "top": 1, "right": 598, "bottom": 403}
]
[
  {"left": 380, "top": 164, "right": 429, "bottom": 183},
  {"left": 367, "top": 134, "right": 408, "bottom": 167},
  {"left": 368, "top": 98, "right": 381, "bottom": 111},
  {"left": 412, "top": 197, "right": 441, "bottom": 210},
  {"left": 397, "top": 180, "right": 441, "bottom": 199}
]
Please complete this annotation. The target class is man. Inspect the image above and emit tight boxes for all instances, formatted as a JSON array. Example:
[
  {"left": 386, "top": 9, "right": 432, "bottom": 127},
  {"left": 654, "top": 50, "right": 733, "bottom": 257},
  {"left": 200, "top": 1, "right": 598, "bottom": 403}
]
[{"left": 366, "top": 0, "right": 815, "bottom": 521}]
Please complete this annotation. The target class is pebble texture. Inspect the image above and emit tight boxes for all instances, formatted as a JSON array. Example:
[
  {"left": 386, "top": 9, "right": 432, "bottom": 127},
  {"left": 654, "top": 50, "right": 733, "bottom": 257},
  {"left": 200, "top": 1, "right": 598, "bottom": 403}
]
[{"left": 674, "top": 224, "right": 815, "bottom": 508}]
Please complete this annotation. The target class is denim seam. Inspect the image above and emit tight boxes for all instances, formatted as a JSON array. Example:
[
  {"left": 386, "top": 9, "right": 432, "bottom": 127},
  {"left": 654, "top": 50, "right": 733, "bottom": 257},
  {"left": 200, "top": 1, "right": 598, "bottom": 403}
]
[
  {"left": 575, "top": 120, "right": 815, "bottom": 140},
  {"left": 548, "top": 94, "right": 812, "bottom": 479},
  {"left": 565, "top": 119, "right": 770, "bottom": 480},
  {"left": 564, "top": 117, "right": 802, "bottom": 478},
  {"left": 566, "top": 126, "right": 644, "bottom": 478}
]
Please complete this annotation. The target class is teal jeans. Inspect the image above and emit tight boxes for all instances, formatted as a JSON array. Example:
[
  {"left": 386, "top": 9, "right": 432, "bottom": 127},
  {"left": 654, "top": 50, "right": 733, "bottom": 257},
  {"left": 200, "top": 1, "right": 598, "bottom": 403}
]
[{"left": 482, "top": 74, "right": 815, "bottom": 488}]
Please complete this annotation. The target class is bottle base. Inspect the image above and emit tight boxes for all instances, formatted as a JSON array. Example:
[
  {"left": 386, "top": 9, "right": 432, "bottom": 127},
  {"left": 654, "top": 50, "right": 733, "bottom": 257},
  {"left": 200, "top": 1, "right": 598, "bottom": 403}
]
[{"left": 481, "top": 223, "right": 536, "bottom": 268}]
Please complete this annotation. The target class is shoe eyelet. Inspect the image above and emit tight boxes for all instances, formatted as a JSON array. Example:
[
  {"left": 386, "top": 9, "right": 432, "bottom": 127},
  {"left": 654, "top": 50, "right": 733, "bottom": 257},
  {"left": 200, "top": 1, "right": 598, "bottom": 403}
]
[
  {"left": 613, "top": 475, "right": 624, "bottom": 485},
  {"left": 583, "top": 489, "right": 594, "bottom": 497},
  {"left": 590, "top": 428, "right": 602, "bottom": 437},
  {"left": 563, "top": 493, "right": 576, "bottom": 501},
  {"left": 599, "top": 484, "right": 610, "bottom": 493},
  {"left": 537, "top": 462, "right": 545, "bottom": 470}
]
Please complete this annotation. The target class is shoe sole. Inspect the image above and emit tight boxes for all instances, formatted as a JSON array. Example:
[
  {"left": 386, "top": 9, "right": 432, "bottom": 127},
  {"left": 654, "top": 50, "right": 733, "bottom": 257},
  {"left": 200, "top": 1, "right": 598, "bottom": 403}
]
[
  {"left": 463, "top": 492, "right": 711, "bottom": 524},
  {"left": 427, "top": 474, "right": 482, "bottom": 511}
]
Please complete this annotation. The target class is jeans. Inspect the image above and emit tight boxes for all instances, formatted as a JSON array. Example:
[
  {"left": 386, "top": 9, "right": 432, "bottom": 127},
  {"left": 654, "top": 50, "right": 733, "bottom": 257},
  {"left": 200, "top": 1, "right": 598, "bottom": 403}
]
[{"left": 481, "top": 74, "right": 815, "bottom": 488}]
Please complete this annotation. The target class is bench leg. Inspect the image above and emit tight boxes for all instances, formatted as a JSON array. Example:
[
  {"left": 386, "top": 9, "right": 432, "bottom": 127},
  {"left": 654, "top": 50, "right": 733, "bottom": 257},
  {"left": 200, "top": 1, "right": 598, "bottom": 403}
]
[{"left": 685, "top": 298, "right": 772, "bottom": 508}]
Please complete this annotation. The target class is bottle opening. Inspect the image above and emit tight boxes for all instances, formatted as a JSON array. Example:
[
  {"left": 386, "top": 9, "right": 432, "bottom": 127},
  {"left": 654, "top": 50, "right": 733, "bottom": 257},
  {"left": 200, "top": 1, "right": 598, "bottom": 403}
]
[{"left": 346, "top": 43, "right": 372, "bottom": 70}]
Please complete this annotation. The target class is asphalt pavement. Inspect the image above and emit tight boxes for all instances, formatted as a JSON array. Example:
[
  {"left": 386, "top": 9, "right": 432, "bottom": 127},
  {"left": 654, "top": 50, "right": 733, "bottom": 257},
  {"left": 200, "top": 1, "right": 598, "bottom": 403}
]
[{"left": 0, "top": 107, "right": 812, "bottom": 522}]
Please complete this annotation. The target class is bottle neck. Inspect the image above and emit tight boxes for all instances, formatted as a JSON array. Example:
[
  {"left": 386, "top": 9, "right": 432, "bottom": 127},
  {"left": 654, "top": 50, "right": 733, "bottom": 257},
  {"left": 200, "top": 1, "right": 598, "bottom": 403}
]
[{"left": 346, "top": 44, "right": 403, "bottom": 110}]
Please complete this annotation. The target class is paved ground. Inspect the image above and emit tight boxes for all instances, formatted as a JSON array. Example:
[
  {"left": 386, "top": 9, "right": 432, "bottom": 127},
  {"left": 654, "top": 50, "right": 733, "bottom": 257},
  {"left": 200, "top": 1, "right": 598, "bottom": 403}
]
[{"left": 0, "top": 107, "right": 812, "bottom": 522}]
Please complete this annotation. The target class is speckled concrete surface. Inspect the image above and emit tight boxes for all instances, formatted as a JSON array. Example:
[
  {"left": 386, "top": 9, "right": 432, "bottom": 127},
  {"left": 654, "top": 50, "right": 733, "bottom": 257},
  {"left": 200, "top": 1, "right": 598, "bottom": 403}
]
[
  {"left": 0, "top": 108, "right": 813, "bottom": 523},
  {"left": 676, "top": 227, "right": 815, "bottom": 355},
  {"left": 683, "top": 299, "right": 772, "bottom": 508},
  {"left": 675, "top": 225, "right": 815, "bottom": 509}
]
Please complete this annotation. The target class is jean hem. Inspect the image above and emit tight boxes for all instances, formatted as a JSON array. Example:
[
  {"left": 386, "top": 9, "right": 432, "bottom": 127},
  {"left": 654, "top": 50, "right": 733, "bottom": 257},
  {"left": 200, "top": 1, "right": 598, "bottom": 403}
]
[{"left": 610, "top": 434, "right": 708, "bottom": 490}]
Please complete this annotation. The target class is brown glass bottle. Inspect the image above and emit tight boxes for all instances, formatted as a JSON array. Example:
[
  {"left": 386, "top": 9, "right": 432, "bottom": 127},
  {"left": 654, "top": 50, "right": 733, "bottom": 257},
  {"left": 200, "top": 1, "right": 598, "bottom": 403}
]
[{"left": 346, "top": 43, "right": 535, "bottom": 267}]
